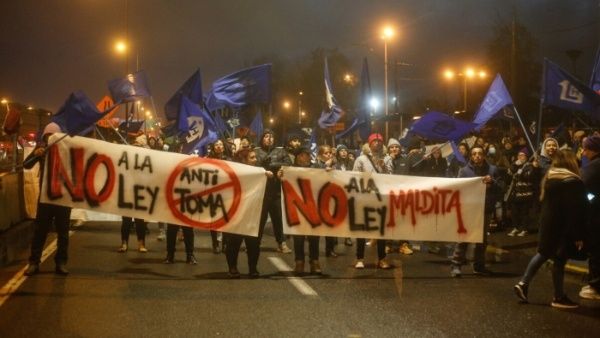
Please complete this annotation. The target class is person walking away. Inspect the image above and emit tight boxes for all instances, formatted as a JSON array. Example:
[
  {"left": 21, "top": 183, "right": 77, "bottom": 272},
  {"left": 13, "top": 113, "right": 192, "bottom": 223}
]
[{"left": 514, "top": 150, "right": 587, "bottom": 308}]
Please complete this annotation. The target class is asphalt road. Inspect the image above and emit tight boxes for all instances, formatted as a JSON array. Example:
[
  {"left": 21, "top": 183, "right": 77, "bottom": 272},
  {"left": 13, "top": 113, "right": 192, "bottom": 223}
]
[{"left": 0, "top": 222, "right": 599, "bottom": 337}]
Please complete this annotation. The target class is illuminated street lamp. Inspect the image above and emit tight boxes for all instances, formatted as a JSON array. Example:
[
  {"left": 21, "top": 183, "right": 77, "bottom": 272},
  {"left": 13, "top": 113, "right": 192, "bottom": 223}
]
[
  {"left": 297, "top": 91, "right": 304, "bottom": 124},
  {"left": 381, "top": 25, "right": 395, "bottom": 140},
  {"left": 443, "top": 67, "right": 487, "bottom": 112}
]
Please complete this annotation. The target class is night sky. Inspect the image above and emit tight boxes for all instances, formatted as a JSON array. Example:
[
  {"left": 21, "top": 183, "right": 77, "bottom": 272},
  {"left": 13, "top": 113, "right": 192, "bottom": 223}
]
[{"left": 0, "top": 0, "right": 598, "bottom": 118}]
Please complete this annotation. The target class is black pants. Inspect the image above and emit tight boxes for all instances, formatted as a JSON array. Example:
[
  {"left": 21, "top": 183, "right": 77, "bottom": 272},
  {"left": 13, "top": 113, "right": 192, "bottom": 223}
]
[
  {"left": 166, "top": 224, "right": 194, "bottom": 255},
  {"left": 224, "top": 233, "right": 260, "bottom": 273},
  {"left": 325, "top": 237, "right": 337, "bottom": 254},
  {"left": 29, "top": 203, "right": 71, "bottom": 265},
  {"left": 121, "top": 217, "right": 147, "bottom": 243},
  {"left": 511, "top": 200, "right": 532, "bottom": 231},
  {"left": 259, "top": 195, "right": 285, "bottom": 244},
  {"left": 294, "top": 235, "right": 320, "bottom": 261},
  {"left": 356, "top": 239, "right": 386, "bottom": 260}
]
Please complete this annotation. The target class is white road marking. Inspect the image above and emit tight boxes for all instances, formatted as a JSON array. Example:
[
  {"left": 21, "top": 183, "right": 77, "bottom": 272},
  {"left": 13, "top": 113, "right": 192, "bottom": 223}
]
[
  {"left": 267, "top": 256, "right": 319, "bottom": 298},
  {"left": 0, "top": 230, "right": 74, "bottom": 309}
]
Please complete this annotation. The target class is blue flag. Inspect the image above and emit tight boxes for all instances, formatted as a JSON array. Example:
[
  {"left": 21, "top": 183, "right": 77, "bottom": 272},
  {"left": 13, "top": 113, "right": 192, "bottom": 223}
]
[
  {"left": 409, "top": 111, "right": 476, "bottom": 142},
  {"left": 213, "top": 111, "right": 230, "bottom": 136},
  {"left": 211, "top": 64, "right": 271, "bottom": 108},
  {"left": 337, "top": 57, "right": 371, "bottom": 140},
  {"left": 204, "top": 90, "right": 226, "bottom": 112},
  {"left": 108, "top": 70, "right": 152, "bottom": 104},
  {"left": 51, "top": 91, "right": 103, "bottom": 136},
  {"left": 178, "top": 96, "right": 218, "bottom": 155},
  {"left": 249, "top": 111, "right": 264, "bottom": 140},
  {"left": 472, "top": 74, "right": 513, "bottom": 131},
  {"left": 544, "top": 59, "right": 600, "bottom": 119},
  {"left": 165, "top": 69, "right": 202, "bottom": 121},
  {"left": 318, "top": 57, "right": 344, "bottom": 129},
  {"left": 590, "top": 47, "right": 600, "bottom": 94}
]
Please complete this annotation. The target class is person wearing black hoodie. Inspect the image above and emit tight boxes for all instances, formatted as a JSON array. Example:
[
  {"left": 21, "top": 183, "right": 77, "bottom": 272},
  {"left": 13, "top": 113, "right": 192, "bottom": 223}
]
[{"left": 254, "top": 129, "right": 293, "bottom": 253}]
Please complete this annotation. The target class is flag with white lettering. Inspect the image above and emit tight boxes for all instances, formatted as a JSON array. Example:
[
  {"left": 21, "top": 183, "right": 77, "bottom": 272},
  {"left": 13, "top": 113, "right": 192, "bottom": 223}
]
[{"left": 543, "top": 59, "right": 600, "bottom": 119}]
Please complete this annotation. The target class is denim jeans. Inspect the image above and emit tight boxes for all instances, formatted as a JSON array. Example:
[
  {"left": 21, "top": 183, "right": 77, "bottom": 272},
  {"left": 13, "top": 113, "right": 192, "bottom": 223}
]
[{"left": 521, "top": 252, "right": 567, "bottom": 299}]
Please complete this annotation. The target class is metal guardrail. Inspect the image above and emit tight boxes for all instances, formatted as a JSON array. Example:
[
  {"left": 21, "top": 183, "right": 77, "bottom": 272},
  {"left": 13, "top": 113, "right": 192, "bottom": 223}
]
[{"left": 0, "top": 172, "right": 25, "bottom": 231}]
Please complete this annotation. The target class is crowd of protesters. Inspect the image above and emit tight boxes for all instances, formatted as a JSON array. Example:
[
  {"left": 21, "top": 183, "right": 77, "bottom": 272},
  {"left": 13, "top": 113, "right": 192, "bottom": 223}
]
[{"left": 22, "top": 122, "right": 600, "bottom": 309}]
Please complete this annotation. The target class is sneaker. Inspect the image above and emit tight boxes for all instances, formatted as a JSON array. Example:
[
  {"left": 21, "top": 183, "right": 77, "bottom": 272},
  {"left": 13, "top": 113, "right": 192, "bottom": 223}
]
[
  {"left": 344, "top": 238, "right": 353, "bottom": 246},
  {"left": 366, "top": 239, "right": 374, "bottom": 246},
  {"left": 507, "top": 228, "right": 519, "bottom": 237},
  {"left": 24, "top": 263, "right": 39, "bottom": 276},
  {"left": 117, "top": 243, "right": 128, "bottom": 253},
  {"left": 157, "top": 229, "right": 166, "bottom": 241},
  {"left": 517, "top": 230, "right": 528, "bottom": 237},
  {"left": 277, "top": 242, "right": 292, "bottom": 254},
  {"left": 579, "top": 285, "right": 600, "bottom": 300},
  {"left": 450, "top": 265, "right": 462, "bottom": 278},
  {"left": 377, "top": 259, "right": 391, "bottom": 269},
  {"left": 514, "top": 282, "right": 529, "bottom": 302},
  {"left": 355, "top": 260, "right": 365, "bottom": 269},
  {"left": 186, "top": 254, "right": 198, "bottom": 265},
  {"left": 551, "top": 296, "right": 579, "bottom": 309},
  {"left": 400, "top": 243, "right": 413, "bottom": 255}
]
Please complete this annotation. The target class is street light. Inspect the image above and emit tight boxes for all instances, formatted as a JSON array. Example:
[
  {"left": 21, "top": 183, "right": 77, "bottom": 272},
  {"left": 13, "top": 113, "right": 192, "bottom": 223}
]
[
  {"left": 381, "top": 25, "right": 395, "bottom": 140},
  {"left": 297, "top": 91, "right": 304, "bottom": 124},
  {"left": 443, "top": 67, "right": 487, "bottom": 112}
]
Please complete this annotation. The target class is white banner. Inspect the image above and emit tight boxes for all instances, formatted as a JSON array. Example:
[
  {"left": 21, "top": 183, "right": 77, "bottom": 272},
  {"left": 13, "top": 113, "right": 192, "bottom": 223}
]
[
  {"left": 281, "top": 167, "right": 485, "bottom": 243},
  {"left": 40, "top": 134, "right": 267, "bottom": 236}
]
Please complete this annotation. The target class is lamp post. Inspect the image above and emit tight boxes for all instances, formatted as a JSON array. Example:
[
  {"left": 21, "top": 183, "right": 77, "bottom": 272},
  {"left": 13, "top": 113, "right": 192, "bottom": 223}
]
[
  {"left": 297, "top": 91, "right": 303, "bottom": 124},
  {"left": 381, "top": 26, "right": 394, "bottom": 140},
  {"left": 443, "top": 67, "right": 487, "bottom": 113}
]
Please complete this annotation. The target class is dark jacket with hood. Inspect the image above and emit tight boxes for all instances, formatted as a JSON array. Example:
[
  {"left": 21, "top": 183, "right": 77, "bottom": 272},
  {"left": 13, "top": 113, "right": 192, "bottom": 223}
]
[
  {"left": 458, "top": 159, "right": 501, "bottom": 212},
  {"left": 254, "top": 131, "right": 292, "bottom": 198}
]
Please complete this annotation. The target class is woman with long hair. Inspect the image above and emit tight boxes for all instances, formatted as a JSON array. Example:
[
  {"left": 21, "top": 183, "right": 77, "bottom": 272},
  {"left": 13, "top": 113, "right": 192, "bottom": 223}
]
[{"left": 514, "top": 149, "right": 587, "bottom": 308}]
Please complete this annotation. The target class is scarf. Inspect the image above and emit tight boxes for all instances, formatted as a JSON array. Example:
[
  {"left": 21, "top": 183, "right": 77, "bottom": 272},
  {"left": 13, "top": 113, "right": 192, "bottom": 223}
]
[{"left": 539, "top": 167, "right": 581, "bottom": 201}]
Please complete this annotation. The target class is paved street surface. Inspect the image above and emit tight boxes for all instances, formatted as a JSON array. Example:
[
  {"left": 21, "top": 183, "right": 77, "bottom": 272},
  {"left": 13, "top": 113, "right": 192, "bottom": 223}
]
[{"left": 0, "top": 222, "right": 599, "bottom": 337}]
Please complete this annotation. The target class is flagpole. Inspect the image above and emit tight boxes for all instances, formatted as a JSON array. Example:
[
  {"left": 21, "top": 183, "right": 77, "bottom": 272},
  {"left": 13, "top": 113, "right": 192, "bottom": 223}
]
[
  {"left": 511, "top": 106, "right": 536, "bottom": 153},
  {"left": 536, "top": 60, "right": 547, "bottom": 151}
]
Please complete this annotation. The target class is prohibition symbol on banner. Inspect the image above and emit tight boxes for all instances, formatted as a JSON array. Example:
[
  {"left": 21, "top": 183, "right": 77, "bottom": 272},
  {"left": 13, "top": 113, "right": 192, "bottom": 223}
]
[{"left": 166, "top": 157, "right": 242, "bottom": 229}]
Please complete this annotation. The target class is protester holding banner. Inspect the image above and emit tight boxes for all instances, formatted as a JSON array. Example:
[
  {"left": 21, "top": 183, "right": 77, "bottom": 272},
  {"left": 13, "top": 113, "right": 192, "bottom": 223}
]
[
  {"left": 224, "top": 148, "right": 272, "bottom": 278},
  {"left": 514, "top": 150, "right": 587, "bottom": 309},
  {"left": 579, "top": 135, "right": 600, "bottom": 300},
  {"left": 450, "top": 145, "right": 501, "bottom": 277},
  {"left": 24, "top": 123, "right": 71, "bottom": 276},
  {"left": 254, "top": 129, "right": 293, "bottom": 253},
  {"left": 334, "top": 144, "right": 355, "bottom": 247},
  {"left": 288, "top": 146, "right": 323, "bottom": 275},
  {"left": 206, "top": 139, "right": 232, "bottom": 254},
  {"left": 117, "top": 137, "right": 150, "bottom": 253},
  {"left": 314, "top": 145, "right": 340, "bottom": 258},
  {"left": 352, "top": 133, "right": 391, "bottom": 269}
]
